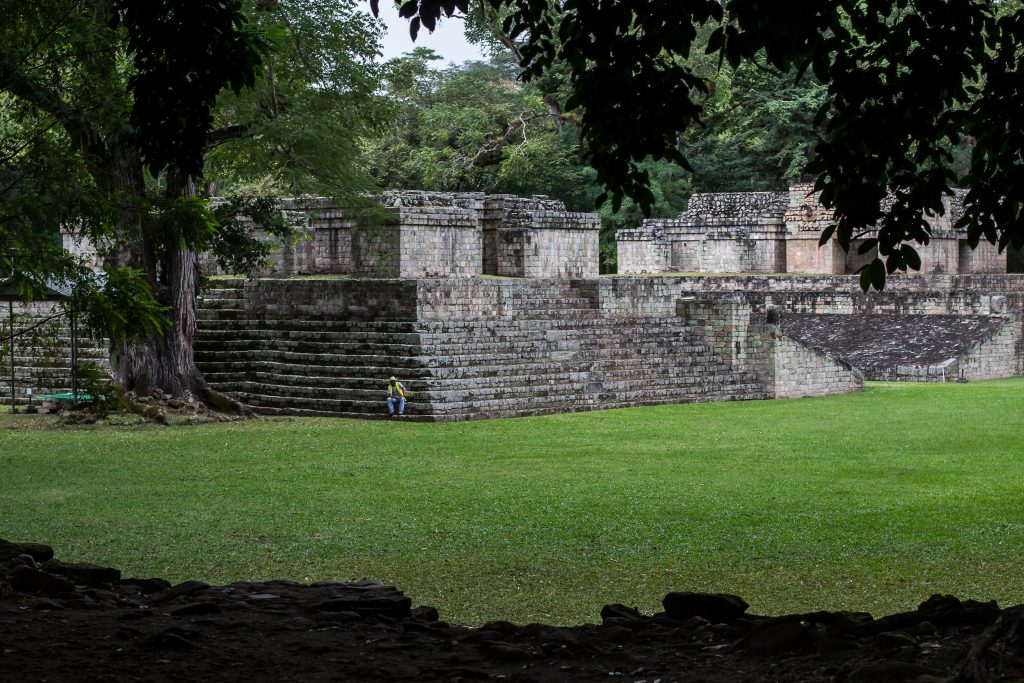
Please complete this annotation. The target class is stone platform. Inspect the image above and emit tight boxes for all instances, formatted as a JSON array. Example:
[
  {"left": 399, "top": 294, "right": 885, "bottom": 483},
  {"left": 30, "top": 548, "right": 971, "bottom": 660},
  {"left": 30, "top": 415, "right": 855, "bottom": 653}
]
[
  {"left": 193, "top": 277, "right": 866, "bottom": 421},
  {"left": 5, "top": 274, "right": 1021, "bottom": 417}
]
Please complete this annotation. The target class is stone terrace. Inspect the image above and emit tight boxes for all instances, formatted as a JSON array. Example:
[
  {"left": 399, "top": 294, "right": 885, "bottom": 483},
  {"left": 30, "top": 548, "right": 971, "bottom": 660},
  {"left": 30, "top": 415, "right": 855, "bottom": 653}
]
[
  {"left": 193, "top": 279, "right": 771, "bottom": 420},
  {"left": 185, "top": 272, "right": 1024, "bottom": 419}
]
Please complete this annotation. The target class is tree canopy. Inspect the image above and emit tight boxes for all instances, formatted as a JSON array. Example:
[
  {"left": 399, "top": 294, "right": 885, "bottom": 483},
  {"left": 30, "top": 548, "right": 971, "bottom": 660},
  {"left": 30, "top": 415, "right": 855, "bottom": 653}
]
[
  {"left": 1, "top": 0, "right": 384, "bottom": 405},
  {"left": 378, "top": 0, "right": 1024, "bottom": 289}
]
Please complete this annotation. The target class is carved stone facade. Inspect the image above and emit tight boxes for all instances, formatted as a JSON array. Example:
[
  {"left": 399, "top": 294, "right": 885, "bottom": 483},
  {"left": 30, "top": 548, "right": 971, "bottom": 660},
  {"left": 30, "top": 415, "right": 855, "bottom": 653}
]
[{"left": 617, "top": 184, "right": 1011, "bottom": 275}]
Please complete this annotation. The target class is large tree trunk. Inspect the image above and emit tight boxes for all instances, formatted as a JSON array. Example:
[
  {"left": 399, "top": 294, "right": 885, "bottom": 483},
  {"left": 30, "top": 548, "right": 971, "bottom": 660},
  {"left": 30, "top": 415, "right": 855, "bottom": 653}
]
[
  {"left": 114, "top": 245, "right": 251, "bottom": 415},
  {"left": 105, "top": 161, "right": 252, "bottom": 416}
]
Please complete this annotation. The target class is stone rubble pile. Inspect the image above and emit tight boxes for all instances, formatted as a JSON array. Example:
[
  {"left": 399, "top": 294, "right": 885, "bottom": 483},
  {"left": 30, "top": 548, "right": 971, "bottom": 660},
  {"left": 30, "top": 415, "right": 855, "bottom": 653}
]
[{"left": 2, "top": 538, "right": 1023, "bottom": 682}]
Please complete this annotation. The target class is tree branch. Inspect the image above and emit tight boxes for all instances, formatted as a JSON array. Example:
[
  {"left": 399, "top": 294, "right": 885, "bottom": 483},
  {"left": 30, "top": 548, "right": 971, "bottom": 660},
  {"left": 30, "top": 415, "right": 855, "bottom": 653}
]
[
  {"left": 0, "top": 62, "right": 109, "bottom": 167},
  {"left": 205, "top": 124, "right": 252, "bottom": 151}
]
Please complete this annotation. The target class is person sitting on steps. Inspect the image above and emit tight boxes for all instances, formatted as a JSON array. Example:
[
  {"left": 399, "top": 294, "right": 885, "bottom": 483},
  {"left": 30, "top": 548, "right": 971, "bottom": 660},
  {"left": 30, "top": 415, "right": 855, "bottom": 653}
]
[{"left": 386, "top": 376, "right": 408, "bottom": 418}]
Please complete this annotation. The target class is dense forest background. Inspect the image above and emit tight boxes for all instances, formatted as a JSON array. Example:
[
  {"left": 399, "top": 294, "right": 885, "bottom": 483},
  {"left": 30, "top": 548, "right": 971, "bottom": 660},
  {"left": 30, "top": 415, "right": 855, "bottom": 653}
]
[{"left": 360, "top": 15, "right": 829, "bottom": 271}]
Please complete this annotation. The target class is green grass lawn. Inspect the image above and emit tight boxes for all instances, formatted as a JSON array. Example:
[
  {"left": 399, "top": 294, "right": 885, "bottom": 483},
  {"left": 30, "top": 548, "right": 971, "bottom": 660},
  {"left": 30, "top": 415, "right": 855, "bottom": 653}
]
[{"left": 1, "top": 379, "right": 1022, "bottom": 626}]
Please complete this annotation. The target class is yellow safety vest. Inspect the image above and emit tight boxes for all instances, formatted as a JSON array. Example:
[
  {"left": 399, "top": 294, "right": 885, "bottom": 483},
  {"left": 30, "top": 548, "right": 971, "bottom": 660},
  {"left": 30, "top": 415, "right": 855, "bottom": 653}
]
[{"left": 388, "top": 383, "right": 405, "bottom": 398}]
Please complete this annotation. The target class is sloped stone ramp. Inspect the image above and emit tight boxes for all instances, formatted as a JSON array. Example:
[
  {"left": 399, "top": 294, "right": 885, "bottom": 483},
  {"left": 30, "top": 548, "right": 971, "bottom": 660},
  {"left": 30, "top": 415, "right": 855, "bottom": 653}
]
[{"left": 780, "top": 314, "right": 1014, "bottom": 381}]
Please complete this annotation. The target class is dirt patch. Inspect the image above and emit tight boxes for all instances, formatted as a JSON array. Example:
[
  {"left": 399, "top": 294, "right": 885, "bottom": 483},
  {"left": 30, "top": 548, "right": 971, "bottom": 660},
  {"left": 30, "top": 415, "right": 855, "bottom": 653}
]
[{"left": 1, "top": 539, "right": 1022, "bottom": 682}]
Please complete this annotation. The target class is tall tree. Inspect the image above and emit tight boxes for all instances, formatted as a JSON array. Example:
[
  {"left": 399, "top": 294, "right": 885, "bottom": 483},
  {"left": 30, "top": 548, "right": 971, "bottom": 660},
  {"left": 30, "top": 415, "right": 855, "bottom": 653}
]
[{"left": 0, "top": 0, "right": 383, "bottom": 408}]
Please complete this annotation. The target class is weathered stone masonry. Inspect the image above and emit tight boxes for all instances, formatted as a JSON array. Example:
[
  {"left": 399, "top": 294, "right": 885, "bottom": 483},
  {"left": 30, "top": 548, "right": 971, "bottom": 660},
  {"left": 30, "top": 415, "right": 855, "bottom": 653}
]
[
  {"left": 193, "top": 278, "right": 778, "bottom": 420},
  {"left": 618, "top": 184, "right": 1014, "bottom": 275},
  {"left": 9, "top": 273, "right": 1019, "bottom": 413},
  {"left": 201, "top": 191, "right": 601, "bottom": 280},
  {"left": 21, "top": 190, "right": 1022, "bottom": 417},
  {"left": 191, "top": 272, "right": 1022, "bottom": 419}
]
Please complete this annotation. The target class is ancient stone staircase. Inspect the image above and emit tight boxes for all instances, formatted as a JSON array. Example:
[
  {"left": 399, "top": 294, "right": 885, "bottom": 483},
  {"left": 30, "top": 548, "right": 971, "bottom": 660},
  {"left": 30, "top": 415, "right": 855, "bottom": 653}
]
[
  {"left": 413, "top": 280, "right": 765, "bottom": 418},
  {"left": 194, "top": 279, "right": 768, "bottom": 420},
  {"left": 195, "top": 281, "right": 428, "bottom": 418}
]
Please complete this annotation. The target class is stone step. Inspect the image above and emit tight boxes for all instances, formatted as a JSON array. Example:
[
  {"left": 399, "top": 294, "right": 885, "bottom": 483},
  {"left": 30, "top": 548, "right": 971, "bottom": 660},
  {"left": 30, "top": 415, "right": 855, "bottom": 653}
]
[
  {"left": 194, "top": 328, "right": 423, "bottom": 345},
  {"left": 197, "top": 365, "right": 427, "bottom": 383},
  {"left": 210, "top": 382, "right": 428, "bottom": 404},
  {"left": 417, "top": 339, "right": 715, "bottom": 358},
  {"left": 192, "top": 333, "right": 711, "bottom": 359},
  {"left": 435, "top": 391, "right": 771, "bottom": 419},
  {"left": 203, "top": 280, "right": 246, "bottom": 289},
  {"left": 415, "top": 317, "right": 690, "bottom": 334},
  {"left": 195, "top": 315, "right": 688, "bottom": 333},
  {"left": 208, "top": 370, "right": 762, "bottom": 404},
  {"left": 193, "top": 349, "right": 428, "bottom": 368},
  {"left": 194, "top": 338, "right": 421, "bottom": 356},
  {"left": 194, "top": 347, "right": 733, "bottom": 380},
  {"left": 228, "top": 392, "right": 414, "bottom": 414},
  {"left": 419, "top": 354, "right": 728, "bottom": 376},
  {"left": 204, "top": 363, "right": 749, "bottom": 395},
  {"left": 225, "top": 383, "right": 768, "bottom": 420},
  {"left": 248, "top": 405, "right": 433, "bottom": 421},
  {"left": 433, "top": 389, "right": 769, "bottom": 415},
  {"left": 197, "top": 319, "right": 422, "bottom": 333},
  {"left": 196, "top": 297, "right": 244, "bottom": 310},
  {"left": 192, "top": 327, "right": 699, "bottom": 353}
]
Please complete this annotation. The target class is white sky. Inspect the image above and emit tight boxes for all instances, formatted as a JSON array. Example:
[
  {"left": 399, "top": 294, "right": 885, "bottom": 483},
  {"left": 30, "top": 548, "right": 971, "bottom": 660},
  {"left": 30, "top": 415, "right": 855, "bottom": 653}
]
[{"left": 363, "top": 2, "right": 489, "bottom": 66}]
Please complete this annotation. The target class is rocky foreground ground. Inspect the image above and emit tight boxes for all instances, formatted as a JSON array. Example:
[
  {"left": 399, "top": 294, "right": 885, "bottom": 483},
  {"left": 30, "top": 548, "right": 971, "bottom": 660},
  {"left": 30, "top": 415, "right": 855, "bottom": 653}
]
[{"left": 1, "top": 539, "right": 1021, "bottom": 682}]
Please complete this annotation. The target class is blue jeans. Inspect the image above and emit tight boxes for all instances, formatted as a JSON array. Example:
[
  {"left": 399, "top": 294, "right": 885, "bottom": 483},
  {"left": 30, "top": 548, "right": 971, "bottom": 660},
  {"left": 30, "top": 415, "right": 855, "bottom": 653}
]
[{"left": 387, "top": 396, "right": 405, "bottom": 415}]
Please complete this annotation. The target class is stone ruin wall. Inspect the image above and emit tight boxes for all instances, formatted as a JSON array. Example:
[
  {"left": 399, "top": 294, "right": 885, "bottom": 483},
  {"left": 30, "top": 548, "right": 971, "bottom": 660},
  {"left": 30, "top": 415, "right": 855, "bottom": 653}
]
[
  {"left": 639, "top": 192, "right": 790, "bottom": 274},
  {"left": 956, "top": 321, "right": 1021, "bottom": 380},
  {"left": 195, "top": 274, "right": 1024, "bottom": 420},
  {"left": 195, "top": 191, "right": 600, "bottom": 280},
  {"left": 6, "top": 274, "right": 1022, "bottom": 414},
  {"left": 676, "top": 296, "right": 863, "bottom": 400},
  {"left": 27, "top": 185, "right": 1024, "bottom": 416},
  {"left": 618, "top": 184, "right": 1014, "bottom": 276},
  {"left": 1, "top": 300, "right": 108, "bottom": 406},
  {"left": 192, "top": 277, "right": 864, "bottom": 421},
  {"left": 616, "top": 226, "right": 670, "bottom": 273}
]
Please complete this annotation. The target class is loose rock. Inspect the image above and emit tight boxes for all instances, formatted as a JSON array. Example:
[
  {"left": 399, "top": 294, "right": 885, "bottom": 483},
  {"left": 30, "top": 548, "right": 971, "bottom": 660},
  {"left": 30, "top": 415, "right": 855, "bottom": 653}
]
[{"left": 662, "top": 592, "right": 750, "bottom": 623}]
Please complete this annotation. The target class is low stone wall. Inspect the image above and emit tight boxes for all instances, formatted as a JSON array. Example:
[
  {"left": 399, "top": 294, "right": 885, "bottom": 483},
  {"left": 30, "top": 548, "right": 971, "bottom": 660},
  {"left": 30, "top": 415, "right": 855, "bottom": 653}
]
[
  {"left": 773, "top": 335, "right": 863, "bottom": 398},
  {"left": 675, "top": 296, "right": 863, "bottom": 400},
  {"left": 957, "top": 319, "right": 1023, "bottom": 380},
  {"left": 0, "top": 301, "right": 109, "bottom": 405}
]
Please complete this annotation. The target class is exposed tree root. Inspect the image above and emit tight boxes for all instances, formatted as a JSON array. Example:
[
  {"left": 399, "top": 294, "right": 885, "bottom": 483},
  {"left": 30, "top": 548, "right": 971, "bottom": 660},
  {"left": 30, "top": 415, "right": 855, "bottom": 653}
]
[
  {"left": 125, "top": 392, "right": 168, "bottom": 425},
  {"left": 197, "top": 384, "right": 254, "bottom": 418},
  {"left": 945, "top": 605, "right": 1024, "bottom": 682}
]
